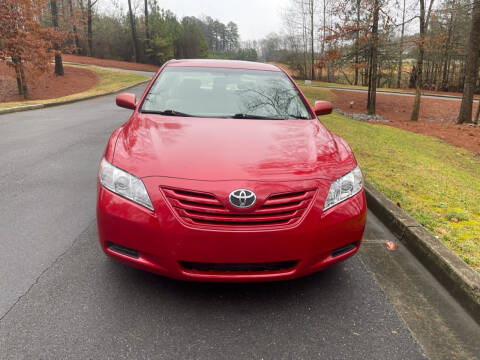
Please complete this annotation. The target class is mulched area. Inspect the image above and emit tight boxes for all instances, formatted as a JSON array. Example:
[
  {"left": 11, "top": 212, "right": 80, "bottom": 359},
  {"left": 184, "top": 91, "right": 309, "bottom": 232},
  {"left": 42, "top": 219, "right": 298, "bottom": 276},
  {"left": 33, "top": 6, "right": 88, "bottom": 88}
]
[
  {"left": 331, "top": 89, "right": 480, "bottom": 155},
  {"left": 0, "top": 63, "right": 98, "bottom": 102},
  {"left": 63, "top": 54, "right": 159, "bottom": 72}
]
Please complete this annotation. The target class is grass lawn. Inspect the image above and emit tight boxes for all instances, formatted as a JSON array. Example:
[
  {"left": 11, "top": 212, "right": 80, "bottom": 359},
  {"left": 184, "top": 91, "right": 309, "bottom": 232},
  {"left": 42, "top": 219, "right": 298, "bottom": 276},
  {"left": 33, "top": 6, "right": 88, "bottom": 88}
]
[
  {"left": 302, "top": 86, "right": 480, "bottom": 271},
  {"left": 297, "top": 79, "right": 416, "bottom": 94},
  {"left": 0, "top": 65, "right": 150, "bottom": 110}
]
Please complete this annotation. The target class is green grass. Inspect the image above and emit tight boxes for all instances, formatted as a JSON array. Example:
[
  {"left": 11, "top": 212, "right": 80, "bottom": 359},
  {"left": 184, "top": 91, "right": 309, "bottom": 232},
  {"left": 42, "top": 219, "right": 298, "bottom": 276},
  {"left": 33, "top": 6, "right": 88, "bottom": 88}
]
[
  {"left": 297, "top": 79, "right": 416, "bottom": 94},
  {"left": 302, "top": 86, "right": 480, "bottom": 271},
  {"left": 298, "top": 85, "right": 335, "bottom": 102},
  {"left": 0, "top": 65, "right": 149, "bottom": 110},
  {"left": 298, "top": 80, "right": 368, "bottom": 90}
]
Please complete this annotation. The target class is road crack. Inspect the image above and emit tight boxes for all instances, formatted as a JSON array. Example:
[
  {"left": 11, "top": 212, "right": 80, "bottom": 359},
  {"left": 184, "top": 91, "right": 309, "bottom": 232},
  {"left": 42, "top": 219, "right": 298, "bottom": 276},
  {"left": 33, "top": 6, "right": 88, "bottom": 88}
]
[{"left": 0, "top": 218, "right": 97, "bottom": 323}]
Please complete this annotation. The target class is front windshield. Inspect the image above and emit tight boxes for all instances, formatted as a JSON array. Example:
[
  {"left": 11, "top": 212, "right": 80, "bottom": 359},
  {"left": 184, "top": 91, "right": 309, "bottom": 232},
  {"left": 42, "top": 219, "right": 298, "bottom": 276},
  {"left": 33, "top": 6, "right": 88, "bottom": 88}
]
[{"left": 141, "top": 66, "right": 312, "bottom": 119}]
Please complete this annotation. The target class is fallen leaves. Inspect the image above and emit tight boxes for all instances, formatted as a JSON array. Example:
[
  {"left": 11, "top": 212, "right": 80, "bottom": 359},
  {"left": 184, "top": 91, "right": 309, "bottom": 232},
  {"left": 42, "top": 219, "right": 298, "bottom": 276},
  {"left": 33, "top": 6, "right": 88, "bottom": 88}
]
[{"left": 385, "top": 241, "right": 398, "bottom": 251}]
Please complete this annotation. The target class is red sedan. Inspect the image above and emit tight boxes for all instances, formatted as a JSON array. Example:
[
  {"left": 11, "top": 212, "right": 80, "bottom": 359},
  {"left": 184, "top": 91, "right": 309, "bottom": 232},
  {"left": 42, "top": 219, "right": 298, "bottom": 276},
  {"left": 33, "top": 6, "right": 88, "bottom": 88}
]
[{"left": 97, "top": 59, "right": 366, "bottom": 282}]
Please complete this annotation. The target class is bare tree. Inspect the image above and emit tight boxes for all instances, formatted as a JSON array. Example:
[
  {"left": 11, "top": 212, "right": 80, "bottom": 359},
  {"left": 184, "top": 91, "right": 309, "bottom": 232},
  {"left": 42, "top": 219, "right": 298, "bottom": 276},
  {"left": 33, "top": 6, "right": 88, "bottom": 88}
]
[
  {"left": 68, "top": 0, "right": 81, "bottom": 54},
  {"left": 87, "top": 0, "right": 99, "bottom": 56},
  {"left": 127, "top": 0, "right": 140, "bottom": 62},
  {"left": 145, "top": 0, "right": 150, "bottom": 43},
  {"left": 281, "top": 0, "right": 310, "bottom": 79},
  {"left": 396, "top": 0, "right": 406, "bottom": 88},
  {"left": 50, "top": 0, "right": 64, "bottom": 75},
  {"left": 457, "top": 0, "right": 480, "bottom": 124},
  {"left": 309, "top": 0, "right": 315, "bottom": 80},
  {"left": 440, "top": 2, "right": 455, "bottom": 91},
  {"left": 354, "top": 0, "right": 361, "bottom": 86},
  {"left": 410, "top": 0, "right": 435, "bottom": 121},
  {"left": 367, "top": 0, "right": 380, "bottom": 115}
]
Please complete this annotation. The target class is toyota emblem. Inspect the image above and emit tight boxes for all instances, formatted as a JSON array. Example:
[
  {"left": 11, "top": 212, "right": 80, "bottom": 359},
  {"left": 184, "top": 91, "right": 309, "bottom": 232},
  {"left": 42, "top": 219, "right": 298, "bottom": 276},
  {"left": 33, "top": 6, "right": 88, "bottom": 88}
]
[{"left": 229, "top": 189, "right": 256, "bottom": 208}]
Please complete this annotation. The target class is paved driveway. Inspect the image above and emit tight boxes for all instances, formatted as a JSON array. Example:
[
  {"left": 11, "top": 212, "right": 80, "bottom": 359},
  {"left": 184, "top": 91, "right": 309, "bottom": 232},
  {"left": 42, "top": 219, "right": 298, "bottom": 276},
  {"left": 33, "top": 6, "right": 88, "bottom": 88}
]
[{"left": 0, "top": 85, "right": 478, "bottom": 359}]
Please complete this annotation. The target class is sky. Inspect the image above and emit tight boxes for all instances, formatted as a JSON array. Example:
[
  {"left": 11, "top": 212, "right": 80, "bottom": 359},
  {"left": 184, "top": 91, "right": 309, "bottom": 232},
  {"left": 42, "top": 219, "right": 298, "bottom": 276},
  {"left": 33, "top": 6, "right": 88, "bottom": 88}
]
[{"left": 110, "top": 0, "right": 290, "bottom": 41}]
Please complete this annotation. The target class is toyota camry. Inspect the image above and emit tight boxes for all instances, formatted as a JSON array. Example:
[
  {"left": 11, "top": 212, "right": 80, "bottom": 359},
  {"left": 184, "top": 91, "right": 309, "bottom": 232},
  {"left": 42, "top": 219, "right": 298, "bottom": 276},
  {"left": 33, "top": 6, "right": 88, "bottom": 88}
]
[{"left": 97, "top": 59, "right": 366, "bottom": 282}]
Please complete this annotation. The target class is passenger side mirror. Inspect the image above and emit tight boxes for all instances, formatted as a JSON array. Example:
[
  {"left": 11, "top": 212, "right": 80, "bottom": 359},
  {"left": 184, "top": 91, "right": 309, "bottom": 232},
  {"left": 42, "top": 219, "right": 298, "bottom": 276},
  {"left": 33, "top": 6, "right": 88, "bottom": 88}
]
[
  {"left": 116, "top": 93, "right": 136, "bottom": 110},
  {"left": 314, "top": 100, "right": 333, "bottom": 116}
]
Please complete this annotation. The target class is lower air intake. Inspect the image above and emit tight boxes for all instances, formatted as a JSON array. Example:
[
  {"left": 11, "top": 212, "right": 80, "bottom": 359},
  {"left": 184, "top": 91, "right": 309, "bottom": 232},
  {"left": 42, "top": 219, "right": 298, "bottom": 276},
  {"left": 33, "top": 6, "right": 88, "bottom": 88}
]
[
  {"left": 179, "top": 260, "right": 298, "bottom": 272},
  {"left": 108, "top": 243, "right": 139, "bottom": 259},
  {"left": 331, "top": 242, "right": 357, "bottom": 258}
]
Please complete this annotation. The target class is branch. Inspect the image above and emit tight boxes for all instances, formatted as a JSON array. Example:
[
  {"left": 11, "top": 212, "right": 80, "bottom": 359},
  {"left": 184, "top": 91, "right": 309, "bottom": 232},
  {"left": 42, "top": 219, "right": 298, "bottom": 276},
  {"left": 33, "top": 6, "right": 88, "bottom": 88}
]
[{"left": 394, "top": 15, "right": 419, "bottom": 28}]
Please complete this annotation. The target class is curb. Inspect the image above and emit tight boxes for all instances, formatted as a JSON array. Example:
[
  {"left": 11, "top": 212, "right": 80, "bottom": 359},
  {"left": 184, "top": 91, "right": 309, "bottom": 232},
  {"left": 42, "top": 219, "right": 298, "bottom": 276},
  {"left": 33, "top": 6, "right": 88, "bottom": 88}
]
[
  {"left": 0, "top": 79, "right": 151, "bottom": 116},
  {"left": 0, "top": 104, "right": 45, "bottom": 115},
  {"left": 364, "top": 181, "right": 480, "bottom": 323}
]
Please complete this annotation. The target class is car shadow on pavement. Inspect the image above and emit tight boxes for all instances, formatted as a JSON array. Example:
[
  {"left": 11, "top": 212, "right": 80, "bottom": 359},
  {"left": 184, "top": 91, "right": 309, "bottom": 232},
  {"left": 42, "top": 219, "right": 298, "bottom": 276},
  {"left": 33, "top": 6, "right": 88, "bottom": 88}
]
[{"left": 104, "top": 256, "right": 346, "bottom": 306}]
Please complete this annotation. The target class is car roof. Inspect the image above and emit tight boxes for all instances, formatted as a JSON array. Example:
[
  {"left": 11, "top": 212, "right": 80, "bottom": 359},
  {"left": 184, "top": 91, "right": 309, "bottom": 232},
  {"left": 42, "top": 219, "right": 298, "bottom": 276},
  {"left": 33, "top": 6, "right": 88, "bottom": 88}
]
[{"left": 166, "top": 59, "right": 282, "bottom": 72}]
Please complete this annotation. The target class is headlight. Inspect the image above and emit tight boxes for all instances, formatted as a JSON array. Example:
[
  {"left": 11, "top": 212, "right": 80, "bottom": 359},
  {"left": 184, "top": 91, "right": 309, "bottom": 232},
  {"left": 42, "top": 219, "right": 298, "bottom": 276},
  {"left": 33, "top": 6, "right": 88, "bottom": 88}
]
[
  {"left": 99, "top": 158, "right": 154, "bottom": 211},
  {"left": 324, "top": 166, "right": 363, "bottom": 211}
]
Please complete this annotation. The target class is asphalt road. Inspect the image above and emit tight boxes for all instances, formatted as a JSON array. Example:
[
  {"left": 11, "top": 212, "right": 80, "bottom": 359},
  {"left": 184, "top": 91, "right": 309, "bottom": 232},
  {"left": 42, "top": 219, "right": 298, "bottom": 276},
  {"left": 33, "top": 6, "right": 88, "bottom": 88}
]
[
  {"left": 1, "top": 84, "right": 479, "bottom": 359},
  {"left": 309, "top": 85, "right": 473, "bottom": 101}
]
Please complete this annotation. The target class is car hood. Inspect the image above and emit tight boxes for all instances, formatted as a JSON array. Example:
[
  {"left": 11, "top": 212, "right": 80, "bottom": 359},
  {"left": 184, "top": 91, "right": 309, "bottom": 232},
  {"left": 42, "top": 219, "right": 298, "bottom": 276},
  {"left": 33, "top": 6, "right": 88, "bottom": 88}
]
[{"left": 112, "top": 114, "right": 356, "bottom": 181}]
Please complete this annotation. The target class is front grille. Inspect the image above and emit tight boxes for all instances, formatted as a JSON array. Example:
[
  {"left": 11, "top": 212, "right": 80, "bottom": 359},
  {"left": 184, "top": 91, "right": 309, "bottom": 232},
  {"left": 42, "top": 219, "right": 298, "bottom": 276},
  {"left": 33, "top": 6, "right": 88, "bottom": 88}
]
[
  {"left": 179, "top": 260, "right": 298, "bottom": 272},
  {"left": 162, "top": 187, "right": 316, "bottom": 228}
]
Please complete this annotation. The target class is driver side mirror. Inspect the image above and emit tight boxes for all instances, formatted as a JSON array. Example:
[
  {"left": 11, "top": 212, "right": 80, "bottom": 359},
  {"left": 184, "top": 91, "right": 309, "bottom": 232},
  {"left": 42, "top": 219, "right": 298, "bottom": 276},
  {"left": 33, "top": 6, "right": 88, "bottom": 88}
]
[
  {"left": 116, "top": 93, "right": 136, "bottom": 110},
  {"left": 314, "top": 100, "right": 333, "bottom": 116}
]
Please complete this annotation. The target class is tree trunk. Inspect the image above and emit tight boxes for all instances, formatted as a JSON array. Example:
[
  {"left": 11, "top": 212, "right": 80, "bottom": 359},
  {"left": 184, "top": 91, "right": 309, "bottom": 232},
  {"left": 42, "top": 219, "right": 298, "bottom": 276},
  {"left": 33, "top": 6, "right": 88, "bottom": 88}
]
[
  {"left": 457, "top": 0, "right": 480, "bottom": 124},
  {"left": 441, "top": 11, "right": 454, "bottom": 90},
  {"left": 50, "top": 0, "right": 64, "bottom": 75},
  {"left": 68, "top": 0, "right": 81, "bottom": 54},
  {"left": 12, "top": 56, "right": 24, "bottom": 96},
  {"left": 310, "top": 0, "right": 315, "bottom": 80},
  {"left": 19, "top": 64, "right": 28, "bottom": 98},
  {"left": 367, "top": 0, "right": 379, "bottom": 115},
  {"left": 475, "top": 99, "right": 480, "bottom": 124},
  {"left": 87, "top": 0, "right": 93, "bottom": 56},
  {"left": 457, "top": 62, "right": 465, "bottom": 90},
  {"left": 319, "top": 0, "right": 326, "bottom": 80},
  {"left": 396, "top": 0, "right": 406, "bottom": 88},
  {"left": 452, "top": 60, "right": 457, "bottom": 88},
  {"left": 78, "top": 0, "right": 86, "bottom": 54},
  {"left": 411, "top": 0, "right": 427, "bottom": 121},
  {"left": 144, "top": 0, "right": 150, "bottom": 61},
  {"left": 13, "top": 57, "right": 28, "bottom": 99},
  {"left": 145, "top": 0, "right": 150, "bottom": 42},
  {"left": 128, "top": 0, "right": 140, "bottom": 63},
  {"left": 303, "top": 9, "right": 308, "bottom": 79},
  {"left": 354, "top": 0, "right": 360, "bottom": 86}
]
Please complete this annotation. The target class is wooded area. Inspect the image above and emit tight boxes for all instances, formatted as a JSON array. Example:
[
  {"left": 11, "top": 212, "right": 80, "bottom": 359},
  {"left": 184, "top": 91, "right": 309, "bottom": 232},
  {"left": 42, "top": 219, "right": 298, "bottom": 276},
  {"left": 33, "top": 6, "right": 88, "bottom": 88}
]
[
  {"left": 274, "top": 0, "right": 480, "bottom": 121},
  {"left": 1, "top": 0, "right": 479, "bottom": 123},
  {"left": 40, "top": 0, "right": 257, "bottom": 64}
]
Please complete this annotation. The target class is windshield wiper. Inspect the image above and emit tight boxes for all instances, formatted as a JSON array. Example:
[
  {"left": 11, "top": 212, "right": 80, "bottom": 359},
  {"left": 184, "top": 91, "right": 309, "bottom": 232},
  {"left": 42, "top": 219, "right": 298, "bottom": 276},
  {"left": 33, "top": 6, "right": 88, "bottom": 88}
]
[
  {"left": 288, "top": 114, "right": 310, "bottom": 119},
  {"left": 141, "top": 109, "right": 194, "bottom": 117},
  {"left": 231, "top": 113, "right": 286, "bottom": 120}
]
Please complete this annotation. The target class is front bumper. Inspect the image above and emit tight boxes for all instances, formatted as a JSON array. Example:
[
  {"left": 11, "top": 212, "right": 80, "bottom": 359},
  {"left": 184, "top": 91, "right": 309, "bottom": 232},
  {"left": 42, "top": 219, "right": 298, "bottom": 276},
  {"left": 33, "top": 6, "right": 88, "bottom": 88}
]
[{"left": 97, "top": 177, "right": 367, "bottom": 282}]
